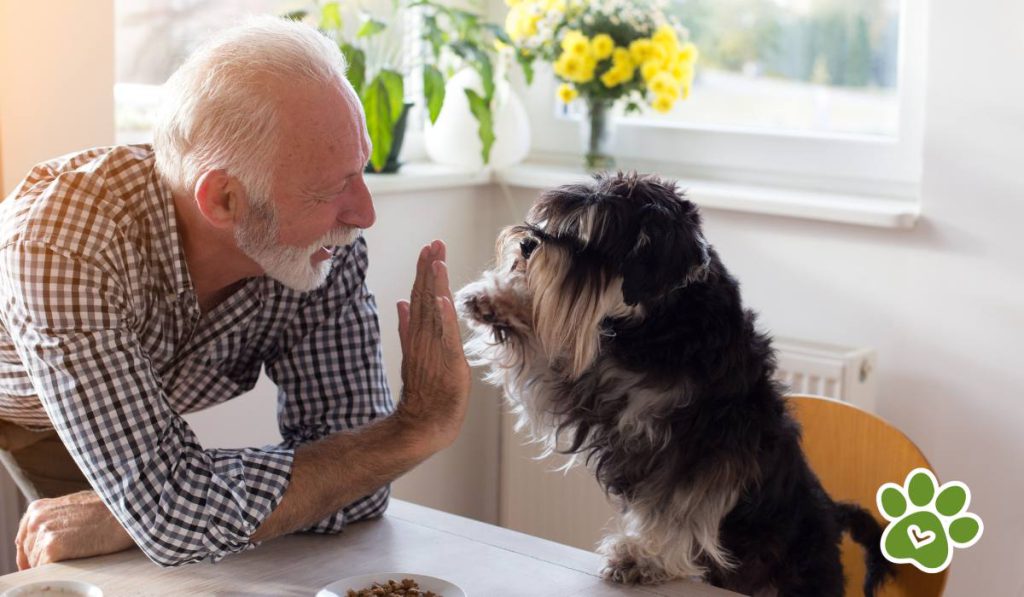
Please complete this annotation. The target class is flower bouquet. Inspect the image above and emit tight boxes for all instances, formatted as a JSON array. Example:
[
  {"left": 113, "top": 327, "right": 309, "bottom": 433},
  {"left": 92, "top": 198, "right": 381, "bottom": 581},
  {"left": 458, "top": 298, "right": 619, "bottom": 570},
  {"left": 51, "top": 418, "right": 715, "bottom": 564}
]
[{"left": 504, "top": 0, "right": 698, "bottom": 170}]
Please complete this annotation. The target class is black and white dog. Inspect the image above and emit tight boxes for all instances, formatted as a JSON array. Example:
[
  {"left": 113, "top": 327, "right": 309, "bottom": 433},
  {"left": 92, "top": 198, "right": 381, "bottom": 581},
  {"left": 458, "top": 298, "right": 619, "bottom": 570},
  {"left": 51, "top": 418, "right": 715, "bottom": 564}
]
[{"left": 455, "top": 171, "right": 891, "bottom": 596}]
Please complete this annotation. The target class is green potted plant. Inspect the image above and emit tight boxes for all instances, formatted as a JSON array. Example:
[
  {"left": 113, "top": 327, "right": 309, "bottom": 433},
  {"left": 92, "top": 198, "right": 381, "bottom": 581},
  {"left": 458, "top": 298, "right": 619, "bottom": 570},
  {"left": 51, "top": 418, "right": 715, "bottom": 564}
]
[
  {"left": 412, "top": 0, "right": 518, "bottom": 166},
  {"left": 288, "top": 1, "right": 526, "bottom": 171}
]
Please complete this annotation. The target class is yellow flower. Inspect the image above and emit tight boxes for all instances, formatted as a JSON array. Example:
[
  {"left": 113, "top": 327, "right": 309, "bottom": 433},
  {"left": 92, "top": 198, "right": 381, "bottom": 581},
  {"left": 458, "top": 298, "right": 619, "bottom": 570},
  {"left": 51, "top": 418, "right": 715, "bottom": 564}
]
[
  {"left": 557, "top": 83, "right": 578, "bottom": 103},
  {"left": 505, "top": 0, "right": 524, "bottom": 6},
  {"left": 612, "top": 47, "right": 633, "bottom": 69},
  {"left": 577, "top": 54, "right": 597, "bottom": 83},
  {"left": 678, "top": 42, "right": 699, "bottom": 64},
  {"left": 648, "top": 43, "right": 667, "bottom": 64},
  {"left": 544, "top": 0, "right": 567, "bottom": 13},
  {"left": 649, "top": 71, "right": 678, "bottom": 97},
  {"left": 618, "top": 63, "right": 636, "bottom": 82},
  {"left": 591, "top": 33, "right": 615, "bottom": 60},
  {"left": 670, "top": 61, "right": 694, "bottom": 84},
  {"left": 554, "top": 53, "right": 577, "bottom": 79},
  {"left": 505, "top": 7, "right": 538, "bottom": 42},
  {"left": 561, "top": 30, "right": 590, "bottom": 56},
  {"left": 651, "top": 94, "right": 674, "bottom": 113},
  {"left": 640, "top": 61, "right": 661, "bottom": 81},
  {"left": 652, "top": 24, "right": 678, "bottom": 49},
  {"left": 629, "top": 38, "right": 653, "bottom": 63},
  {"left": 600, "top": 70, "right": 621, "bottom": 88},
  {"left": 555, "top": 52, "right": 595, "bottom": 83}
]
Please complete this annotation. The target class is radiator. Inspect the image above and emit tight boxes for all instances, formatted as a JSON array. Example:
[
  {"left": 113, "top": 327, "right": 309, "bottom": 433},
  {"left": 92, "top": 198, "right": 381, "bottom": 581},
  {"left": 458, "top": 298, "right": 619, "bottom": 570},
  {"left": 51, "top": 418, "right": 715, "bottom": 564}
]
[
  {"left": 772, "top": 337, "right": 877, "bottom": 411},
  {"left": 498, "top": 337, "right": 878, "bottom": 552}
]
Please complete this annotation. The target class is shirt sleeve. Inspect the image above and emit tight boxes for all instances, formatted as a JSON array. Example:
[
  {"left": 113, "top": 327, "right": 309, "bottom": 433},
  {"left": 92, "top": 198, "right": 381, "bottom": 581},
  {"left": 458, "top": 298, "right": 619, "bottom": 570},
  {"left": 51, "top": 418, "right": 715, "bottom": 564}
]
[
  {"left": 264, "top": 236, "right": 396, "bottom": 534},
  {"left": 0, "top": 240, "right": 294, "bottom": 567}
]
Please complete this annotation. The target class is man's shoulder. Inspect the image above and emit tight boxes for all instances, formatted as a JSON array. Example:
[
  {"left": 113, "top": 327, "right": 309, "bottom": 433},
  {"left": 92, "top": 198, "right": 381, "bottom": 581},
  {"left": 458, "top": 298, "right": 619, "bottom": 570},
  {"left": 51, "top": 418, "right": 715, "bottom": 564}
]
[{"left": 0, "top": 145, "right": 161, "bottom": 259}]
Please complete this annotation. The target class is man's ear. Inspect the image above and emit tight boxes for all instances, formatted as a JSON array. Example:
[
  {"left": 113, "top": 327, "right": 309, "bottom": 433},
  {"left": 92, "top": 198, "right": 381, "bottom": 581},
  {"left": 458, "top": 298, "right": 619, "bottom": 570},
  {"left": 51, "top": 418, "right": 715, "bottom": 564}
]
[{"left": 194, "top": 170, "right": 246, "bottom": 229}]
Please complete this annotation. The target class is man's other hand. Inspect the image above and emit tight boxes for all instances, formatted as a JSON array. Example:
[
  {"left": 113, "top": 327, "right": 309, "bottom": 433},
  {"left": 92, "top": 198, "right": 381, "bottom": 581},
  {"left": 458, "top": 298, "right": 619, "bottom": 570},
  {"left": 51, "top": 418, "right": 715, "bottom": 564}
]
[
  {"left": 15, "top": 489, "right": 135, "bottom": 569},
  {"left": 395, "top": 240, "right": 472, "bottom": 453}
]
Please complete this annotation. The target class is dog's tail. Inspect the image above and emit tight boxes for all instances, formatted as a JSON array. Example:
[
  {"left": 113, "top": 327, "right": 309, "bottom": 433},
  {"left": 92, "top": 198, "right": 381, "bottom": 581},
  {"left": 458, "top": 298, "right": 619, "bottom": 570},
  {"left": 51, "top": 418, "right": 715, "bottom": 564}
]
[{"left": 835, "top": 501, "right": 894, "bottom": 597}]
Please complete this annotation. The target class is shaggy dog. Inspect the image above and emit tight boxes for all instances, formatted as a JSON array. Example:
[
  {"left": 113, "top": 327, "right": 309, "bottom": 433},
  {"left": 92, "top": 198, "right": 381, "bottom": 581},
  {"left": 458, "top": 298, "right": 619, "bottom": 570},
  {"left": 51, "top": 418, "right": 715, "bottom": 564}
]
[{"left": 455, "top": 171, "right": 891, "bottom": 596}]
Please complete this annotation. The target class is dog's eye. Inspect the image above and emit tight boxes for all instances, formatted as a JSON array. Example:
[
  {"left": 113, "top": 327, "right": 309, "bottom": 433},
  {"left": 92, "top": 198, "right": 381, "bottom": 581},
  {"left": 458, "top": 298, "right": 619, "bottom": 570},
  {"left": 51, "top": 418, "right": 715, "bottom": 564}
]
[{"left": 520, "top": 238, "right": 538, "bottom": 260}]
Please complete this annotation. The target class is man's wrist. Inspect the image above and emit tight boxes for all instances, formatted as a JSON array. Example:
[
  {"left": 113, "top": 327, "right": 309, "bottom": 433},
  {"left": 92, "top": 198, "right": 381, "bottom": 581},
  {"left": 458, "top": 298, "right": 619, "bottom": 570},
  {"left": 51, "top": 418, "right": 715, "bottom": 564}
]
[{"left": 388, "top": 406, "right": 449, "bottom": 458}]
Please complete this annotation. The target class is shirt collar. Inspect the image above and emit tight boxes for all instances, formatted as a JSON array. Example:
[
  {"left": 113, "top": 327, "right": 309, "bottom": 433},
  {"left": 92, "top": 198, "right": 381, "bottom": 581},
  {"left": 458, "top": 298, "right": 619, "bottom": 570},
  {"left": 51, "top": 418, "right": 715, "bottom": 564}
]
[{"left": 145, "top": 148, "right": 196, "bottom": 300}]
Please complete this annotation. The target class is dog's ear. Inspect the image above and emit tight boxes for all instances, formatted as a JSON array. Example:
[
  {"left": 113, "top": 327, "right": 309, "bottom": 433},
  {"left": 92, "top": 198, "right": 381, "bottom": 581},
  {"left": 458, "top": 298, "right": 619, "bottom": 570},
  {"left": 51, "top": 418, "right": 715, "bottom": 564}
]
[{"left": 620, "top": 201, "right": 710, "bottom": 306}]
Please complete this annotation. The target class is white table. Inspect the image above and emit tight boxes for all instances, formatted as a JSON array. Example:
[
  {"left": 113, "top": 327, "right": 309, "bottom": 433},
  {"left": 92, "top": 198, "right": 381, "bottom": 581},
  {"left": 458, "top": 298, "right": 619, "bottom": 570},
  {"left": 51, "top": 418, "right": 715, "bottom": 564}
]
[{"left": 0, "top": 499, "right": 740, "bottom": 596}]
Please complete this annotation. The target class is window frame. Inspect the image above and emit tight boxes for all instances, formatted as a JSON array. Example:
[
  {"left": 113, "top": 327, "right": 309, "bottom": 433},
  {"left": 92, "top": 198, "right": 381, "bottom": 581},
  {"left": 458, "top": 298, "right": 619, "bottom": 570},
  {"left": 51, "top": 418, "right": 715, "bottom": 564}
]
[{"left": 510, "top": 0, "right": 928, "bottom": 200}]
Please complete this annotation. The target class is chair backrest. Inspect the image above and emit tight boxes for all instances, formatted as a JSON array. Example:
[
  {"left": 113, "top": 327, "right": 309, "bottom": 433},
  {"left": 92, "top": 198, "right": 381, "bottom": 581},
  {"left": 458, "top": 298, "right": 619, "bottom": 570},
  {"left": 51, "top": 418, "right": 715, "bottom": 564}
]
[{"left": 789, "top": 394, "right": 948, "bottom": 597}]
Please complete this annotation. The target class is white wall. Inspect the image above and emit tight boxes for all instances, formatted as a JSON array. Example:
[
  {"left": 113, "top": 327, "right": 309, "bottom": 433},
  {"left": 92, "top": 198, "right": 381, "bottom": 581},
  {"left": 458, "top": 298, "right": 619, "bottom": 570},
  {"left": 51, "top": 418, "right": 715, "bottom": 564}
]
[
  {"left": 502, "top": 1, "right": 1024, "bottom": 595},
  {"left": 0, "top": 1, "right": 115, "bottom": 194},
  {"left": 0, "top": 0, "right": 116, "bottom": 575}
]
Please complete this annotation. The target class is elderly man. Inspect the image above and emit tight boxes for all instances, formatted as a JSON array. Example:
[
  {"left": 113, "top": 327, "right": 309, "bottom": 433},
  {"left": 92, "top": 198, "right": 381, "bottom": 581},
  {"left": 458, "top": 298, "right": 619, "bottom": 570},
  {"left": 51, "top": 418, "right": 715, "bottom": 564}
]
[{"left": 0, "top": 17, "right": 470, "bottom": 569}]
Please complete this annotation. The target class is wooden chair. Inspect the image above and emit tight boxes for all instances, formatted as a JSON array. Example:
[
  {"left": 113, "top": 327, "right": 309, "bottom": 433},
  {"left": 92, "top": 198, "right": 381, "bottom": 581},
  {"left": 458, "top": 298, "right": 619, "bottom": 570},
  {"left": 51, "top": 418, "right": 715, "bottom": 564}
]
[{"left": 789, "top": 394, "right": 947, "bottom": 597}]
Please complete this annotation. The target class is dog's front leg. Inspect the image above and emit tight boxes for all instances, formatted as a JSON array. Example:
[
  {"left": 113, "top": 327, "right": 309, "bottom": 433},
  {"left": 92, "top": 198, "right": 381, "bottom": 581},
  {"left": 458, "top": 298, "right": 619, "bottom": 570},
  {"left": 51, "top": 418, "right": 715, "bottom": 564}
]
[{"left": 599, "top": 531, "right": 676, "bottom": 585}]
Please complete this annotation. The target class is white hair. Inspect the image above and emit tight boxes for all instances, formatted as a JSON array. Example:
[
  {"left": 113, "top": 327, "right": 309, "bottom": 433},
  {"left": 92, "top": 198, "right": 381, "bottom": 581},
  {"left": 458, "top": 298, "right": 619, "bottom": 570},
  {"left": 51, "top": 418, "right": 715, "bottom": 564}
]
[{"left": 153, "top": 15, "right": 356, "bottom": 202}]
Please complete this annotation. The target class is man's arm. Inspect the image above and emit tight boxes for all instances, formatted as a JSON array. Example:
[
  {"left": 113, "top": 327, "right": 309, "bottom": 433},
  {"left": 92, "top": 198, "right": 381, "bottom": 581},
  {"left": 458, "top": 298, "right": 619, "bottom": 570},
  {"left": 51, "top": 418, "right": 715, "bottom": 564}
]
[
  {"left": 262, "top": 236, "right": 398, "bottom": 534},
  {"left": 13, "top": 240, "right": 469, "bottom": 566},
  {"left": 2, "top": 240, "right": 296, "bottom": 567},
  {"left": 253, "top": 240, "right": 469, "bottom": 542}
]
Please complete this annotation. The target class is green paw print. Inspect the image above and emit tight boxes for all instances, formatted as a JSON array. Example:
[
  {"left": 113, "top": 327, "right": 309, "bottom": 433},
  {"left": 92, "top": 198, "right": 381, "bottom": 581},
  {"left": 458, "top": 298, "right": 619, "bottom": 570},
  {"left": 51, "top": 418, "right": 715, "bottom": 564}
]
[{"left": 877, "top": 468, "right": 983, "bottom": 573}]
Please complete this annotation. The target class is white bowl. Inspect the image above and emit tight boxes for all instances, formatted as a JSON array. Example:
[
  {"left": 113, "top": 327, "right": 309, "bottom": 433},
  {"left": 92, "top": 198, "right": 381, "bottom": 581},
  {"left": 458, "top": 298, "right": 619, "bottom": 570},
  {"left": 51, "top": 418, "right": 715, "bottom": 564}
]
[
  {"left": 1, "top": 580, "right": 103, "bottom": 597},
  {"left": 316, "top": 572, "right": 465, "bottom": 597}
]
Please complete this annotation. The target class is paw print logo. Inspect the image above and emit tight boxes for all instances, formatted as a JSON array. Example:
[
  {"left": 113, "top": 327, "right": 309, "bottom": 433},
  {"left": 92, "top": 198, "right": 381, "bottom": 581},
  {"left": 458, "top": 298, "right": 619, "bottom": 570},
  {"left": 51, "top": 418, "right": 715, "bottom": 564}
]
[{"left": 877, "top": 468, "right": 983, "bottom": 573}]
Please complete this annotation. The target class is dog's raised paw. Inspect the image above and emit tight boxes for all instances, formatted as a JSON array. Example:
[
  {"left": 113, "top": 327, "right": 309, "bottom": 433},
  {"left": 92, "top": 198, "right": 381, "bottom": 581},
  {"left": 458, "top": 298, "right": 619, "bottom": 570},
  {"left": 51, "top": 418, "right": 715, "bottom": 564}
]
[{"left": 462, "top": 294, "right": 499, "bottom": 325}]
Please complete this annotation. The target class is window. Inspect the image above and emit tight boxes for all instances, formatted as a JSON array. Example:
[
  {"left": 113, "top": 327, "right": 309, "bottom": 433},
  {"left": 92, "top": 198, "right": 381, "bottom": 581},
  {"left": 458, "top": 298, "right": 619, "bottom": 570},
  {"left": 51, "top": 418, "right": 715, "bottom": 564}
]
[
  {"left": 646, "top": 0, "right": 901, "bottom": 139},
  {"left": 114, "top": 0, "right": 419, "bottom": 144},
  {"left": 529, "top": 0, "right": 927, "bottom": 198},
  {"left": 115, "top": 0, "right": 298, "bottom": 143}
]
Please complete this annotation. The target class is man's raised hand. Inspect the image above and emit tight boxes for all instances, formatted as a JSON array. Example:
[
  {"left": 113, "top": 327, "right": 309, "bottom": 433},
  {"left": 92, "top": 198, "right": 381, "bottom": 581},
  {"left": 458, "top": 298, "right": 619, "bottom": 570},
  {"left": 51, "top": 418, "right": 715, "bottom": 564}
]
[{"left": 395, "top": 240, "right": 471, "bottom": 452}]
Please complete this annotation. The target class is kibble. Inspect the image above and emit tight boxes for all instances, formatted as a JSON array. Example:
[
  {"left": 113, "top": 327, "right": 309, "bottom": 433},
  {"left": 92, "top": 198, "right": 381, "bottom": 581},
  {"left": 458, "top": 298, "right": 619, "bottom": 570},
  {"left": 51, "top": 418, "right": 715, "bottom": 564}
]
[{"left": 345, "top": 578, "right": 439, "bottom": 597}]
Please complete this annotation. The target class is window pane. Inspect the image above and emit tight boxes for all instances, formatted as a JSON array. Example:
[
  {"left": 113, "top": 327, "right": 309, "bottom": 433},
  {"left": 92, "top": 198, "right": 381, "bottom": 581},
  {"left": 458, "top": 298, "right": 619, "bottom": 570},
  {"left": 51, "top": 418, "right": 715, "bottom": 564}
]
[
  {"left": 638, "top": 0, "right": 901, "bottom": 138},
  {"left": 115, "top": 0, "right": 420, "bottom": 144},
  {"left": 115, "top": 0, "right": 300, "bottom": 144}
]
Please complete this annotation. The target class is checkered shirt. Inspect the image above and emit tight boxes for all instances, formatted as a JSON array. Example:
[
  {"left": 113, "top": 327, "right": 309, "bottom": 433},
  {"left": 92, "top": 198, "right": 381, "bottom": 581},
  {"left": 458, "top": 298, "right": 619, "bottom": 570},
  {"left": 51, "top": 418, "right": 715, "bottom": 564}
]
[{"left": 0, "top": 145, "right": 395, "bottom": 566}]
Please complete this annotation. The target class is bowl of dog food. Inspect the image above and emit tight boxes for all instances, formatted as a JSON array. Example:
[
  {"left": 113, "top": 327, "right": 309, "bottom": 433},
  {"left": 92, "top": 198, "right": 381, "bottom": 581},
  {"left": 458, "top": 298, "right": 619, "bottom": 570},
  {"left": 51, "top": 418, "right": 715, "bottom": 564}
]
[
  {"left": 0, "top": 580, "right": 103, "bottom": 597},
  {"left": 316, "top": 573, "right": 465, "bottom": 597}
]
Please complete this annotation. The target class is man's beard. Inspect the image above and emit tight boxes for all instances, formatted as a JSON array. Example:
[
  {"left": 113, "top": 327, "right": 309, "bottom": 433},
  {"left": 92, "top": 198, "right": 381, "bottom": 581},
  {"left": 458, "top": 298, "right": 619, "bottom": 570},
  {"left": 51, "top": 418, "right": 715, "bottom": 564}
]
[{"left": 234, "top": 199, "right": 360, "bottom": 292}]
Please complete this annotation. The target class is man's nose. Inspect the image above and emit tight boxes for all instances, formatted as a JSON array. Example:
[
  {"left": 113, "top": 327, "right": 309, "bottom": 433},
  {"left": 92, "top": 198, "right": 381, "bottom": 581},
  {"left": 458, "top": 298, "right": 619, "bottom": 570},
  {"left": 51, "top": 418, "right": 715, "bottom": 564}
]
[{"left": 338, "top": 181, "right": 375, "bottom": 229}]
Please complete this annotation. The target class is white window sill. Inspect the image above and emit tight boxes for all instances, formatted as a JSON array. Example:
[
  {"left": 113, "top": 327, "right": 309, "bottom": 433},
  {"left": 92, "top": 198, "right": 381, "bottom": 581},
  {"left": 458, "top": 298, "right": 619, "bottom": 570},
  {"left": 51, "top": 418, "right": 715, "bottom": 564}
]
[
  {"left": 366, "top": 162, "right": 492, "bottom": 194},
  {"left": 367, "top": 161, "right": 920, "bottom": 229}
]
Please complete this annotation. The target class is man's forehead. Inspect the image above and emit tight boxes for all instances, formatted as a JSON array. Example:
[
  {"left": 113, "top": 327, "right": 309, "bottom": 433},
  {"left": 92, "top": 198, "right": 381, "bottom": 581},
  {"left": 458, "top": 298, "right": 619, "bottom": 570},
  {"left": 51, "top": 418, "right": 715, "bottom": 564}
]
[{"left": 278, "top": 86, "right": 370, "bottom": 181}]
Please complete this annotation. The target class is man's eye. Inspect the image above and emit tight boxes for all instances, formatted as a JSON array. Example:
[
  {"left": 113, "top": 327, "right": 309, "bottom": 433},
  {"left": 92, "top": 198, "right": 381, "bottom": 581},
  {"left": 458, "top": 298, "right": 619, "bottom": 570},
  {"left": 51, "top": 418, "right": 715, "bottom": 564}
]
[{"left": 520, "top": 238, "right": 538, "bottom": 260}]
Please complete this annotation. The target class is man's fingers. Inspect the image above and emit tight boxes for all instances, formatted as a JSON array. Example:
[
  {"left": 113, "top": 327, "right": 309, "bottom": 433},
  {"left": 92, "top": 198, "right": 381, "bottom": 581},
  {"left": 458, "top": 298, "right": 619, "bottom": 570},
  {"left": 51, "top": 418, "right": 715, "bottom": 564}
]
[
  {"left": 16, "top": 536, "right": 27, "bottom": 570},
  {"left": 432, "top": 259, "right": 453, "bottom": 301},
  {"left": 409, "top": 244, "right": 428, "bottom": 307},
  {"left": 397, "top": 300, "right": 410, "bottom": 355},
  {"left": 438, "top": 296, "right": 463, "bottom": 353},
  {"left": 16, "top": 504, "right": 37, "bottom": 570},
  {"left": 14, "top": 507, "right": 28, "bottom": 573},
  {"left": 411, "top": 244, "right": 434, "bottom": 328},
  {"left": 28, "top": 529, "right": 56, "bottom": 568}
]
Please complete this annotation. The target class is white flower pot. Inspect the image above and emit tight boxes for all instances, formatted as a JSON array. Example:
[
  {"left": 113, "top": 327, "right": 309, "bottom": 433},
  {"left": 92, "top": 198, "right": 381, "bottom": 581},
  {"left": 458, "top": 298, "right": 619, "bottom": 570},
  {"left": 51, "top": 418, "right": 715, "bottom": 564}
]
[{"left": 424, "top": 68, "right": 530, "bottom": 169}]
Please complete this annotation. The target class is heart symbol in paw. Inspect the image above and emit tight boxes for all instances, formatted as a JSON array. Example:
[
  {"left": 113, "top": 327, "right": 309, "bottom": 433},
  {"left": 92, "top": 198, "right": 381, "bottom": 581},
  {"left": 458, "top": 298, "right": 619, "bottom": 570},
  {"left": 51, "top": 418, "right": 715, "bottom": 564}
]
[{"left": 908, "top": 524, "right": 936, "bottom": 549}]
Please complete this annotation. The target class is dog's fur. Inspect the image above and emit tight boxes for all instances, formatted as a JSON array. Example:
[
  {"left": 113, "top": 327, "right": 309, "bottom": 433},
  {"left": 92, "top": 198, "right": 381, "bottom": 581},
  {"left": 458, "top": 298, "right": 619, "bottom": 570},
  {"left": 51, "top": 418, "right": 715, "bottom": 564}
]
[{"left": 455, "top": 171, "right": 892, "bottom": 596}]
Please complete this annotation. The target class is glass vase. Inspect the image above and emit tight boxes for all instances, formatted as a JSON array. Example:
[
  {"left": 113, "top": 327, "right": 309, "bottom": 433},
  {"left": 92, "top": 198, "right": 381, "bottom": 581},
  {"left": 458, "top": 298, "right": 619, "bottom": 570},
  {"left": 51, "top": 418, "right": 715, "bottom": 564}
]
[{"left": 580, "top": 98, "right": 616, "bottom": 171}]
